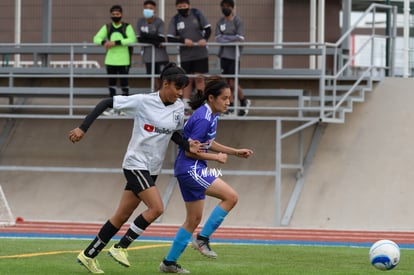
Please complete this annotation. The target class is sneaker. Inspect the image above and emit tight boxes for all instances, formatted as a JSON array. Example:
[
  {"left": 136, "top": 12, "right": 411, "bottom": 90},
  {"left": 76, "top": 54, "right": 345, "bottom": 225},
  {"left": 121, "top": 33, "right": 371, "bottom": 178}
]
[
  {"left": 159, "top": 261, "right": 190, "bottom": 273},
  {"left": 191, "top": 237, "right": 217, "bottom": 259},
  {"left": 102, "top": 108, "right": 116, "bottom": 116},
  {"left": 77, "top": 251, "right": 104, "bottom": 274},
  {"left": 108, "top": 244, "right": 130, "bottom": 267},
  {"left": 238, "top": 98, "right": 251, "bottom": 116}
]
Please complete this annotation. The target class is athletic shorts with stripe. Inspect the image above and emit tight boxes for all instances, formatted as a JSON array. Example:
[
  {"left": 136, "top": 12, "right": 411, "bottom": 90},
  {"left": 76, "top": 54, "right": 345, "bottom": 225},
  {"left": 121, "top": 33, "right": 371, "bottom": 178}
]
[
  {"left": 176, "top": 168, "right": 217, "bottom": 202},
  {"left": 123, "top": 169, "right": 158, "bottom": 196}
]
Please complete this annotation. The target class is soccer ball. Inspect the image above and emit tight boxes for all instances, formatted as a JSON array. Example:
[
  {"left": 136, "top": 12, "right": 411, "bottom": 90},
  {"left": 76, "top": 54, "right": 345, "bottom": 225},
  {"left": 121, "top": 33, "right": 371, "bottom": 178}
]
[{"left": 369, "top": 239, "right": 400, "bottom": 271}]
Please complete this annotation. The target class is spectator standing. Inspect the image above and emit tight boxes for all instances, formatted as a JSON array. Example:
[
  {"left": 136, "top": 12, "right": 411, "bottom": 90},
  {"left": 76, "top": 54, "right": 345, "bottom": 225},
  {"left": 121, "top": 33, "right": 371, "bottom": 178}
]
[
  {"left": 167, "top": 0, "right": 211, "bottom": 113},
  {"left": 93, "top": 4, "right": 136, "bottom": 114},
  {"left": 215, "top": 0, "right": 251, "bottom": 116},
  {"left": 136, "top": 0, "right": 169, "bottom": 91}
]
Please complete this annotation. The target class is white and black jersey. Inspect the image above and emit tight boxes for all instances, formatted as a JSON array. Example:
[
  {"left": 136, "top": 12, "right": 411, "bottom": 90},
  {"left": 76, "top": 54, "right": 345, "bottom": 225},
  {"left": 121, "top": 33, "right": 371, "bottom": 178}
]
[{"left": 113, "top": 92, "right": 184, "bottom": 175}]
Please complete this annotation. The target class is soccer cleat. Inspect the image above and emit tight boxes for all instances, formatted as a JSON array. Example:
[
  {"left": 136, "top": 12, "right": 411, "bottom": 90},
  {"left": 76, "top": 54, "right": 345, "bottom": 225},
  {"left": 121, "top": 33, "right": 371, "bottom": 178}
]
[
  {"left": 191, "top": 237, "right": 217, "bottom": 259},
  {"left": 238, "top": 98, "right": 251, "bottom": 116},
  {"left": 77, "top": 251, "right": 104, "bottom": 274},
  {"left": 108, "top": 244, "right": 130, "bottom": 267},
  {"left": 159, "top": 261, "right": 190, "bottom": 273}
]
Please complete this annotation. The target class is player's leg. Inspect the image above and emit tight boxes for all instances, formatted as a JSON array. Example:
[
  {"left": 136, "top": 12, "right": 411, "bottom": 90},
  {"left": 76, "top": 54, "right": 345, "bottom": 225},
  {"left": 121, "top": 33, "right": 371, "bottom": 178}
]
[
  {"left": 109, "top": 170, "right": 163, "bottom": 267},
  {"left": 77, "top": 189, "right": 140, "bottom": 273},
  {"left": 119, "top": 65, "right": 130, "bottom": 96},
  {"left": 160, "top": 200, "right": 204, "bottom": 274},
  {"left": 106, "top": 65, "right": 117, "bottom": 97},
  {"left": 192, "top": 178, "right": 238, "bottom": 258},
  {"left": 193, "top": 57, "right": 208, "bottom": 93},
  {"left": 179, "top": 60, "right": 193, "bottom": 112}
]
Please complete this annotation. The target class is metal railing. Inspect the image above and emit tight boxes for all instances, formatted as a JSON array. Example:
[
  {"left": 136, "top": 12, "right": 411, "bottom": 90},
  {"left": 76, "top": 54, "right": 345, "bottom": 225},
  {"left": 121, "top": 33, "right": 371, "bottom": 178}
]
[{"left": 0, "top": 3, "right": 395, "bottom": 226}]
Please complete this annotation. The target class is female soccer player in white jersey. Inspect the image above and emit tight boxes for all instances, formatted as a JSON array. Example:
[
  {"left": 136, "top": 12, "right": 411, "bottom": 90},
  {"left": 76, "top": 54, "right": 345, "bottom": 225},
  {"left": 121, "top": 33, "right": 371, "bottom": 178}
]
[
  {"left": 68, "top": 63, "right": 202, "bottom": 274},
  {"left": 159, "top": 76, "right": 254, "bottom": 273}
]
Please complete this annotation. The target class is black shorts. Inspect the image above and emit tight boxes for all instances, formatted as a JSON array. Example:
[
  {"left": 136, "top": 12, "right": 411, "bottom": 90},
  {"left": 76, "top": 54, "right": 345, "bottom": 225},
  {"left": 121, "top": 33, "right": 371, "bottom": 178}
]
[
  {"left": 145, "top": 61, "right": 169, "bottom": 75},
  {"left": 123, "top": 169, "right": 158, "bottom": 196},
  {"left": 220, "top": 58, "right": 239, "bottom": 75},
  {"left": 181, "top": 58, "right": 209, "bottom": 74}
]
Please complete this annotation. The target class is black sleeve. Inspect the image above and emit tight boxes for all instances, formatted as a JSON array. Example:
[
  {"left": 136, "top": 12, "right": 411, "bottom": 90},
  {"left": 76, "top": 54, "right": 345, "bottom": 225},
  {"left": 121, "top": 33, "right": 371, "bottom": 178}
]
[
  {"left": 138, "top": 33, "right": 165, "bottom": 47},
  {"left": 203, "top": 26, "right": 211, "bottom": 40},
  {"left": 171, "top": 131, "right": 190, "bottom": 152},
  {"left": 167, "top": 36, "right": 185, "bottom": 43},
  {"left": 79, "top": 98, "right": 113, "bottom": 132}
]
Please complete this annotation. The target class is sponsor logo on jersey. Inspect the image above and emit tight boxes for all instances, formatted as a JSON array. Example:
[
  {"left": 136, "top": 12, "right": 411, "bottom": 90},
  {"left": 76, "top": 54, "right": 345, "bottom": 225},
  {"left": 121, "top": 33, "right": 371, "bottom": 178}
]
[
  {"left": 144, "top": 124, "right": 155, "bottom": 132},
  {"left": 143, "top": 123, "right": 173, "bottom": 134}
]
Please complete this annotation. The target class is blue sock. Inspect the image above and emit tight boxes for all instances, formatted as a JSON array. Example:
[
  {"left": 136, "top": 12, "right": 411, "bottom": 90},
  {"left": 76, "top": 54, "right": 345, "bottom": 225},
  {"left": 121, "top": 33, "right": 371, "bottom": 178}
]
[
  {"left": 165, "top": 227, "right": 192, "bottom": 262},
  {"left": 199, "top": 205, "right": 228, "bottom": 238}
]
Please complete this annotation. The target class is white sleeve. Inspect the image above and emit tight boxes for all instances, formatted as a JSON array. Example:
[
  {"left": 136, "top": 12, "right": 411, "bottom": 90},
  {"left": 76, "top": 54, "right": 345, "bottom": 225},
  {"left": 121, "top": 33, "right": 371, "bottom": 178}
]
[{"left": 113, "top": 94, "right": 142, "bottom": 114}]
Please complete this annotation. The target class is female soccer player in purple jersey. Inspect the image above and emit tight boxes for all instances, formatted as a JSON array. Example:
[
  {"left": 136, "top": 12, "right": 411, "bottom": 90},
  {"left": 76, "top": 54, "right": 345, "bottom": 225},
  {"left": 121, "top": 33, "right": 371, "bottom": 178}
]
[
  {"left": 68, "top": 63, "right": 203, "bottom": 274},
  {"left": 159, "top": 76, "right": 254, "bottom": 273}
]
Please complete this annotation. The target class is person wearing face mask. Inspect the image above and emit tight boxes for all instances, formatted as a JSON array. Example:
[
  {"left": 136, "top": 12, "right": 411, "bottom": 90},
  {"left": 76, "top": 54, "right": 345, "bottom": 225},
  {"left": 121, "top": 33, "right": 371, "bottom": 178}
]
[
  {"left": 136, "top": 0, "right": 169, "bottom": 91},
  {"left": 167, "top": 0, "right": 211, "bottom": 115},
  {"left": 215, "top": 0, "right": 251, "bottom": 116},
  {"left": 93, "top": 5, "right": 137, "bottom": 113}
]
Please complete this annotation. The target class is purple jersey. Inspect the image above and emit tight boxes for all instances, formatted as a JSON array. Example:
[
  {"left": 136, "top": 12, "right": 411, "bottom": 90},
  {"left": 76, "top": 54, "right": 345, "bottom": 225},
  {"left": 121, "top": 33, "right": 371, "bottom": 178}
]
[{"left": 174, "top": 104, "right": 219, "bottom": 176}]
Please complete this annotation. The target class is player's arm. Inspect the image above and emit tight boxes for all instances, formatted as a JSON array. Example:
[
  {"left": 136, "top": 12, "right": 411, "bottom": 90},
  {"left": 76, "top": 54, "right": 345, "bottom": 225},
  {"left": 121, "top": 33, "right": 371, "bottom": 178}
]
[
  {"left": 93, "top": 25, "right": 108, "bottom": 45},
  {"left": 123, "top": 24, "right": 137, "bottom": 45},
  {"left": 171, "top": 132, "right": 205, "bottom": 153},
  {"left": 210, "top": 141, "right": 253, "bottom": 159},
  {"left": 68, "top": 98, "right": 113, "bottom": 143},
  {"left": 184, "top": 150, "right": 228, "bottom": 164},
  {"left": 138, "top": 32, "right": 165, "bottom": 46}
]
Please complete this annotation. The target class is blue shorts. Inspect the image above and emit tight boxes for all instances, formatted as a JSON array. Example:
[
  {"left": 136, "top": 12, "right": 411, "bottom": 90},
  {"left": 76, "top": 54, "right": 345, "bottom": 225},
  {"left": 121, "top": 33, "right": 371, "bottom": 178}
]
[{"left": 176, "top": 168, "right": 217, "bottom": 202}]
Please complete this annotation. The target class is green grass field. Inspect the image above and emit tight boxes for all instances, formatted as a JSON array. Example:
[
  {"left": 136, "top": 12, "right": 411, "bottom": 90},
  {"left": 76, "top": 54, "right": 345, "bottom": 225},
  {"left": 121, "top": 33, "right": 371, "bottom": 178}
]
[{"left": 0, "top": 238, "right": 412, "bottom": 274}]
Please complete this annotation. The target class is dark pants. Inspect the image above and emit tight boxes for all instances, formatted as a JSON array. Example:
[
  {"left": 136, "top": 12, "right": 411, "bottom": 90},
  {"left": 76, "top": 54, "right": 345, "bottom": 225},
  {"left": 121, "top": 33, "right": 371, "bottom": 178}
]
[{"left": 106, "top": 65, "right": 130, "bottom": 97}]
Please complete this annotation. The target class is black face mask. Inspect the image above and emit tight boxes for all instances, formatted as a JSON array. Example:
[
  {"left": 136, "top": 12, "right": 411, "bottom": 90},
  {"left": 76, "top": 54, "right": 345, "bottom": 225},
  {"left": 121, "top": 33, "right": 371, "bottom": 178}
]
[
  {"left": 111, "top": 16, "right": 122, "bottom": 23},
  {"left": 178, "top": 8, "right": 189, "bottom": 17},
  {"left": 222, "top": 8, "right": 232, "bottom": 17}
]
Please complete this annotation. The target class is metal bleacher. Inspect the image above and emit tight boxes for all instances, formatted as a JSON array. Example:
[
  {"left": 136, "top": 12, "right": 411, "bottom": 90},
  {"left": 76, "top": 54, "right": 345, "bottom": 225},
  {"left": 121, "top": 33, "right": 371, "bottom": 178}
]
[{"left": 0, "top": 3, "right": 396, "bottom": 226}]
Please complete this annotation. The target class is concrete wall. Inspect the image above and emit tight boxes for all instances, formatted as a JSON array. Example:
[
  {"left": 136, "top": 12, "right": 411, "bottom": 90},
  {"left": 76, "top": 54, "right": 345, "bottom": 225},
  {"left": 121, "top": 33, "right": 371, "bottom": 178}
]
[{"left": 2, "top": 77, "right": 414, "bottom": 230}]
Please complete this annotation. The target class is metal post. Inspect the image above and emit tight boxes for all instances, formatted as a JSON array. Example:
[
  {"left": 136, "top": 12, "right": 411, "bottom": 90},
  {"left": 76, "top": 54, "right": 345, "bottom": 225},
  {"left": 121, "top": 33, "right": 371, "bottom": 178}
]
[
  {"left": 273, "top": 0, "right": 283, "bottom": 69},
  {"left": 42, "top": 0, "right": 52, "bottom": 67},
  {"left": 385, "top": 0, "right": 390, "bottom": 76},
  {"left": 403, "top": 0, "right": 410, "bottom": 77},
  {"left": 275, "top": 119, "right": 282, "bottom": 226},
  {"left": 14, "top": 0, "right": 21, "bottom": 67}
]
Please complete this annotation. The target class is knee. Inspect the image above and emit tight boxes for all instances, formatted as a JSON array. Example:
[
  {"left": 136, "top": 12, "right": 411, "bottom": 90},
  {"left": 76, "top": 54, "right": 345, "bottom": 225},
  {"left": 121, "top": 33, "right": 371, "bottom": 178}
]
[
  {"left": 226, "top": 192, "right": 238, "bottom": 209},
  {"left": 150, "top": 205, "right": 164, "bottom": 219}
]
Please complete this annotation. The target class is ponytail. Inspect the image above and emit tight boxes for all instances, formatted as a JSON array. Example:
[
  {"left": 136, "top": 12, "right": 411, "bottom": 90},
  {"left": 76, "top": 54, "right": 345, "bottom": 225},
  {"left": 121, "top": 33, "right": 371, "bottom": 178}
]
[{"left": 189, "top": 75, "right": 229, "bottom": 110}]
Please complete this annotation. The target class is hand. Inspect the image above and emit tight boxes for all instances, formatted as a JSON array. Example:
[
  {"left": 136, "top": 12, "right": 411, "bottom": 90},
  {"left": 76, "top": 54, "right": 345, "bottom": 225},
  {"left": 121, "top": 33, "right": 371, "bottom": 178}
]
[
  {"left": 198, "top": 39, "right": 207, "bottom": 46},
  {"left": 188, "top": 139, "right": 207, "bottom": 153},
  {"left": 235, "top": 149, "right": 254, "bottom": 159},
  {"left": 68, "top": 127, "right": 85, "bottom": 143},
  {"left": 184, "top": 38, "right": 193, "bottom": 47},
  {"left": 104, "top": 41, "right": 115, "bottom": 49},
  {"left": 216, "top": 152, "right": 228, "bottom": 164}
]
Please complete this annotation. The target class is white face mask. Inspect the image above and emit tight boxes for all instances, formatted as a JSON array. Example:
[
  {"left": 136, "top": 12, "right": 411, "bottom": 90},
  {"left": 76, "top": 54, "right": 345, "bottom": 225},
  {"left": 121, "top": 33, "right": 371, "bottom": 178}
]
[{"left": 143, "top": 9, "right": 154, "bottom": 19}]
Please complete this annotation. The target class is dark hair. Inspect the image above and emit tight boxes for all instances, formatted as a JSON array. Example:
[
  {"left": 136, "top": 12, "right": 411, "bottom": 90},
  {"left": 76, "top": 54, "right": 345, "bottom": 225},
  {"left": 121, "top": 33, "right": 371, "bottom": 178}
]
[
  {"left": 189, "top": 76, "right": 229, "bottom": 110},
  {"left": 144, "top": 0, "right": 156, "bottom": 6},
  {"left": 110, "top": 5, "right": 122, "bottom": 13},
  {"left": 176, "top": 0, "right": 190, "bottom": 5},
  {"left": 221, "top": 0, "right": 235, "bottom": 8},
  {"left": 160, "top": 63, "right": 189, "bottom": 89}
]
